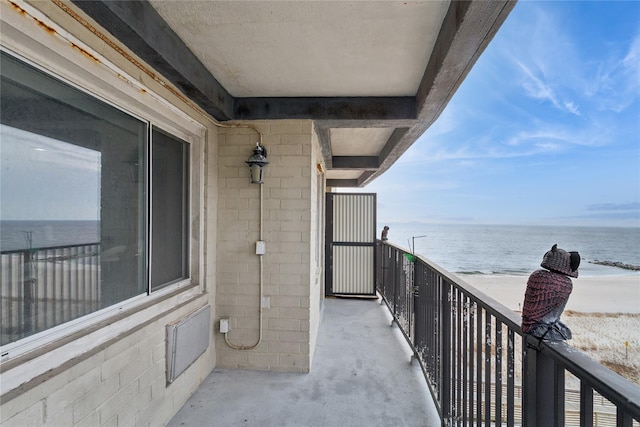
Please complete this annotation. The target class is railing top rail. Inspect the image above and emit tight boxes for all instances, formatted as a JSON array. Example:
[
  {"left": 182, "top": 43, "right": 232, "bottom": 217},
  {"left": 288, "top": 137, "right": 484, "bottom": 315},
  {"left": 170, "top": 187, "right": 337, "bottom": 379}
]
[
  {"left": 0, "top": 242, "right": 100, "bottom": 255},
  {"left": 379, "top": 239, "right": 522, "bottom": 329},
  {"left": 538, "top": 337, "right": 640, "bottom": 419},
  {"left": 438, "top": 264, "right": 523, "bottom": 330}
]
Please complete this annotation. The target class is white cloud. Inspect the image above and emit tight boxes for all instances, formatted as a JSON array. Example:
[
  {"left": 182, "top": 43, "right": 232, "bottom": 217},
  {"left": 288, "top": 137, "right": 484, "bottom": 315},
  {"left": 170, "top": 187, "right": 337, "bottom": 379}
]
[
  {"left": 515, "top": 60, "right": 581, "bottom": 116},
  {"left": 586, "top": 202, "right": 640, "bottom": 212},
  {"left": 591, "top": 33, "right": 640, "bottom": 113},
  {"left": 564, "top": 101, "right": 580, "bottom": 116}
]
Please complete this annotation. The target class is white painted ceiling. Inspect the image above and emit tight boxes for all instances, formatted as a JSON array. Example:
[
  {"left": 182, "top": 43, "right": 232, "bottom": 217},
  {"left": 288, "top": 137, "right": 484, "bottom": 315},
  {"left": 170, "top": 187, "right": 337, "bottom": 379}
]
[{"left": 148, "top": 1, "right": 448, "bottom": 98}]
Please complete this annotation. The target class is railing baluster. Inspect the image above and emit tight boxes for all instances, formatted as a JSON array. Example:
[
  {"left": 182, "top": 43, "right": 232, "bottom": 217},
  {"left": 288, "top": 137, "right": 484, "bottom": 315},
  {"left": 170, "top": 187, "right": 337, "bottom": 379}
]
[
  {"left": 33, "top": 249, "right": 39, "bottom": 334},
  {"left": 469, "top": 300, "right": 475, "bottom": 426},
  {"left": 617, "top": 408, "right": 633, "bottom": 427},
  {"left": 23, "top": 249, "right": 33, "bottom": 337},
  {"left": 507, "top": 329, "right": 515, "bottom": 427},
  {"left": 74, "top": 245, "right": 79, "bottom": 319},
  {"left": 555, "top": 362, "right": 565, "bottom": 427},
  {"left": 484, "top": 314, "right": 491, "bottom": 427},
  {"left": 18, "top": 252, "right": 24, "bottom": 340},
  {"left": 437, "top": 274, "right": 443, "bottom": 405},
  {"left": 53, "top": 248, "right": 58, "bottom": 327},
  {"left": 462, "top": 294, "right": 468, "bottom": 426},
  {"left": 42, "top": 248, "right": 49, "bottom": 330},
  {"left": 66, "top": 246, "right": 71, "bottom": 323},
  {"left": 432, "top": 270, "right": 439, "bottom": 390},
  {"left": 8, "top": 254, "right": 15, "bottom": 342},
  {"left": 456, "top": 287, "right": 462, "bottom": 426},
  {"left": 91, "top": 244, "right": 96, "bottom": 310},
  {"left": 476, "top": 306, "right": 483, "bottom": 427},
  {"left": 393, "top": 249, "right": 398, "bottom": 318},
  {"left": 451, "top": 286, "right": 457, "bottom": 424},
  {"left": 495, "top": 320, "right": 503, "bottom": 426},
  {"left": 580, "top": 381, "right": 593, "bottom": 427},
  {"left": 442, "top": 280, "right": 451, "bottom": 426}
]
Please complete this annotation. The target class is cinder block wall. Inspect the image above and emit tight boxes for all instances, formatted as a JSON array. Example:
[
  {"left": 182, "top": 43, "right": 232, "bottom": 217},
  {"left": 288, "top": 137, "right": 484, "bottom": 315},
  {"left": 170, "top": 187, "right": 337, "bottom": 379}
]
[
  {"left": 0, "top": 1, "right": 221, "bottom": 424},
  {"left": 1, "top": 122, "right": 218, "bottom": 427},
  {"left": 0, "top": 295, "right": 217, "bottom": 427},
  {"left": 217, "top": 121, "right": 317, "bottom": 372}
]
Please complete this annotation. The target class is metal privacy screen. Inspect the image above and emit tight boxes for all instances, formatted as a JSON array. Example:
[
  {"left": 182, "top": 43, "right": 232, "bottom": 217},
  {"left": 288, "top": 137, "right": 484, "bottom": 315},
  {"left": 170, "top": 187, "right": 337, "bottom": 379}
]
[{"left": 325, "top": 193, "right": 376, "bottom": 296}]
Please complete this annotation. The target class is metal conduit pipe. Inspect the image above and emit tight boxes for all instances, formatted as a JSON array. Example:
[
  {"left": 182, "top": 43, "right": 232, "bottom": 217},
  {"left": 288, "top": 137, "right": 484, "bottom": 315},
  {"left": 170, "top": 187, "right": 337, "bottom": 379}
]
[
  {"left": 213, "top": 122, "right": 265, "bottom": 351},
  {"left": 223, "top": 180, "right": 264, "bottom": 351}
]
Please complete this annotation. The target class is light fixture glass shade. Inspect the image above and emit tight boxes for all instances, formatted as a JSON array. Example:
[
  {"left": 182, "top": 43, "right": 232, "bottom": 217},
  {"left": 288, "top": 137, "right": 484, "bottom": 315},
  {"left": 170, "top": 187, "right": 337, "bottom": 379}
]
[
  {"left": 249, "top": 163, "right": 263, "bottom": 184},
  {"left": 246, "top": 143, "right": 269, "bottom": 184}
]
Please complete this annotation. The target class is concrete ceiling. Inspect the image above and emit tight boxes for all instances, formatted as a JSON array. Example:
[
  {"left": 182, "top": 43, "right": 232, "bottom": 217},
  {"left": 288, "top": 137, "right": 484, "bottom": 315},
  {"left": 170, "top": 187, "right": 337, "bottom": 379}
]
[{"left": 72, "top": 0, "right": 516, "bottom": 188}]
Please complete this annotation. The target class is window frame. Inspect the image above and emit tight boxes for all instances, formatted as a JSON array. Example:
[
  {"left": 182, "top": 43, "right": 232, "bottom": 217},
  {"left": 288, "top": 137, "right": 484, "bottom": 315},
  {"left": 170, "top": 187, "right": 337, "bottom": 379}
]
[
  {"left": 150, "top": 125, "right": 192, "bottom": 291},
  {"left": 0, "top": 2, "right": 206, "bottom": 368}
]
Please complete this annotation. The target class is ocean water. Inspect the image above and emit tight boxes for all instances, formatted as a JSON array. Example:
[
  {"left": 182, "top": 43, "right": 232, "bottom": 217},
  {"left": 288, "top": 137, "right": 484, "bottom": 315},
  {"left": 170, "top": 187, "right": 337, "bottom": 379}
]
[
  {"left": 379, "top": 223, "right": 640, "bottom": 278},
  {"left": 2, "top": 220, "right": 639, "bottom": 278},
  {"left": 0, "top": 220, "right": 100, "bottom": 252}
]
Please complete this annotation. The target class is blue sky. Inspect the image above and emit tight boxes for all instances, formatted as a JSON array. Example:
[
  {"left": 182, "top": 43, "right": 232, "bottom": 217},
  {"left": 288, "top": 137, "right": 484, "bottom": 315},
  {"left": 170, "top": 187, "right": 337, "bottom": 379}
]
[{"left": 355, "top": 1, "right": 640, "bottom": 228}]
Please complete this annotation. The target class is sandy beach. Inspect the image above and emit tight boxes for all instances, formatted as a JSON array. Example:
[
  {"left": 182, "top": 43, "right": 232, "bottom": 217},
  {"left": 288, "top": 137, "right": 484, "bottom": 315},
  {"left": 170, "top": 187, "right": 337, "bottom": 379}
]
[
  {"left": 460, "top": 273, "right": 640, "bottom": 385},
  {"left": 459, "top": 273, "right": 640, "bottom": 314}
]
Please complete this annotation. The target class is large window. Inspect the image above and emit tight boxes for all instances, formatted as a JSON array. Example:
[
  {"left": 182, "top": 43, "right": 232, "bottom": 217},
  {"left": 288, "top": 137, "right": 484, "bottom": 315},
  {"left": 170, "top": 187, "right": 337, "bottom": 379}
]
[{"left": 0, "top": 51, "right": 192, "bottom": 346}]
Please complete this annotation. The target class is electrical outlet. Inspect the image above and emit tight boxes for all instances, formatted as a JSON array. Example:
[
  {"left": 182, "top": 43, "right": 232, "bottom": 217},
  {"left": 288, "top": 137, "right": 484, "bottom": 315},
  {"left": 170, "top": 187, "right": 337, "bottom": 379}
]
[
  {"left": 220, "top": 318, "right": 229, "bottom": 333},
  {"left": 261, "top": 296, "right": 270, "bottom": 309}
]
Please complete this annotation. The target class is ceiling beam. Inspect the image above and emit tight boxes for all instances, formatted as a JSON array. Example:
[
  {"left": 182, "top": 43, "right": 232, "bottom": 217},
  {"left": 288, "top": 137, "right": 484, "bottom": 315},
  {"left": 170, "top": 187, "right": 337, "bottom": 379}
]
[
  {"left": 314, "top": 126, "right": 333, "bottom": 169},
  {"left": 234, "top": 97, "right": 415, "bottom": 121},
  {"left": 377, "top": 128, "right": 411, "bottom": 166},
  {"left": 71, "top": 0, "right": 235, "bottom": 121},
  {"left": 331, "top": 157, "right": 379, "bottom": 170},
  {"left": 326, "top": 179, "right": 359, "bottom": 188}
]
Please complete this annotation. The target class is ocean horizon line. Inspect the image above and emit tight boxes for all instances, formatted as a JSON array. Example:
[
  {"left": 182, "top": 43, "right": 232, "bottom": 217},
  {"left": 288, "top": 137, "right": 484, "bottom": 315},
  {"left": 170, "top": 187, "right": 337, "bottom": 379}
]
[{"left": 380, "top": 221, "right": 640, "bottom": 230}]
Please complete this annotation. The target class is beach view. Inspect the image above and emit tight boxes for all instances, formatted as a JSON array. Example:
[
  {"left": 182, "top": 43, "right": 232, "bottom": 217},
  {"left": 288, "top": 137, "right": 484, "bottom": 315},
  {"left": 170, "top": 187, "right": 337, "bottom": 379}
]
[
  {"left": 463, "top": 274, "right": 640, "bottom": 386},
  {"left": 376, "top": 222, "right": 640, "bottom": 387},
  {"left": 355, "top": 0, "right": 640, "bottom": 398}
]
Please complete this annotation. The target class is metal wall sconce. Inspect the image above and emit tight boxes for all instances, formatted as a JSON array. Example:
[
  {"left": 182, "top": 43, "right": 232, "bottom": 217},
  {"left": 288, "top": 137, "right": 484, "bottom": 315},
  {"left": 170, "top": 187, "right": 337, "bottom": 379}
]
[{"left": 245, "top": 143, "right": 269, "bottom": 184}]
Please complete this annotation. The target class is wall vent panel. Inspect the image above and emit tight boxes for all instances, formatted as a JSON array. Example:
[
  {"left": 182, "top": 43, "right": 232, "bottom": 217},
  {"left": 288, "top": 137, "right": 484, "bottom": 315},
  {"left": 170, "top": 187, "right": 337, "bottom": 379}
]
[{"left": 166, "top": 304, "right": 210, "bottom": 383}]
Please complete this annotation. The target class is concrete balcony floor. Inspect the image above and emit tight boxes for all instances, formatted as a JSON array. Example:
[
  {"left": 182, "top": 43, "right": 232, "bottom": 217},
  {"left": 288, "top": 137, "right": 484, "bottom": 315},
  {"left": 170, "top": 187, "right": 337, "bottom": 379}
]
[{"left": 168, "top": 297, "right": 440, "bottom": 426}]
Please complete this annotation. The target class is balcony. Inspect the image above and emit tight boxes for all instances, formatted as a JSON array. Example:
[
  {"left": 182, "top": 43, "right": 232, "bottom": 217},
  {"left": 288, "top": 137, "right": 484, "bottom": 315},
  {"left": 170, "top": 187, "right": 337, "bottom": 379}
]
[
  {"left": 170, "top": 240, "right": 640, "bottom": 427},
  {"left": 2, "top": 241, "right": 639, "bottom": 426},
  {"left": 168, "top": 296, "right": 441, "bottom": 426}
]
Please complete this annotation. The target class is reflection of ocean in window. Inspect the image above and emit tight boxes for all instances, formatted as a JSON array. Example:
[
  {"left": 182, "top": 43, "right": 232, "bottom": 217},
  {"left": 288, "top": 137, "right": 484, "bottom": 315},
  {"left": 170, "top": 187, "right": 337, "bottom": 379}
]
[{"left": 0, "top": 124, "right": 101, "bottom": 222}]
